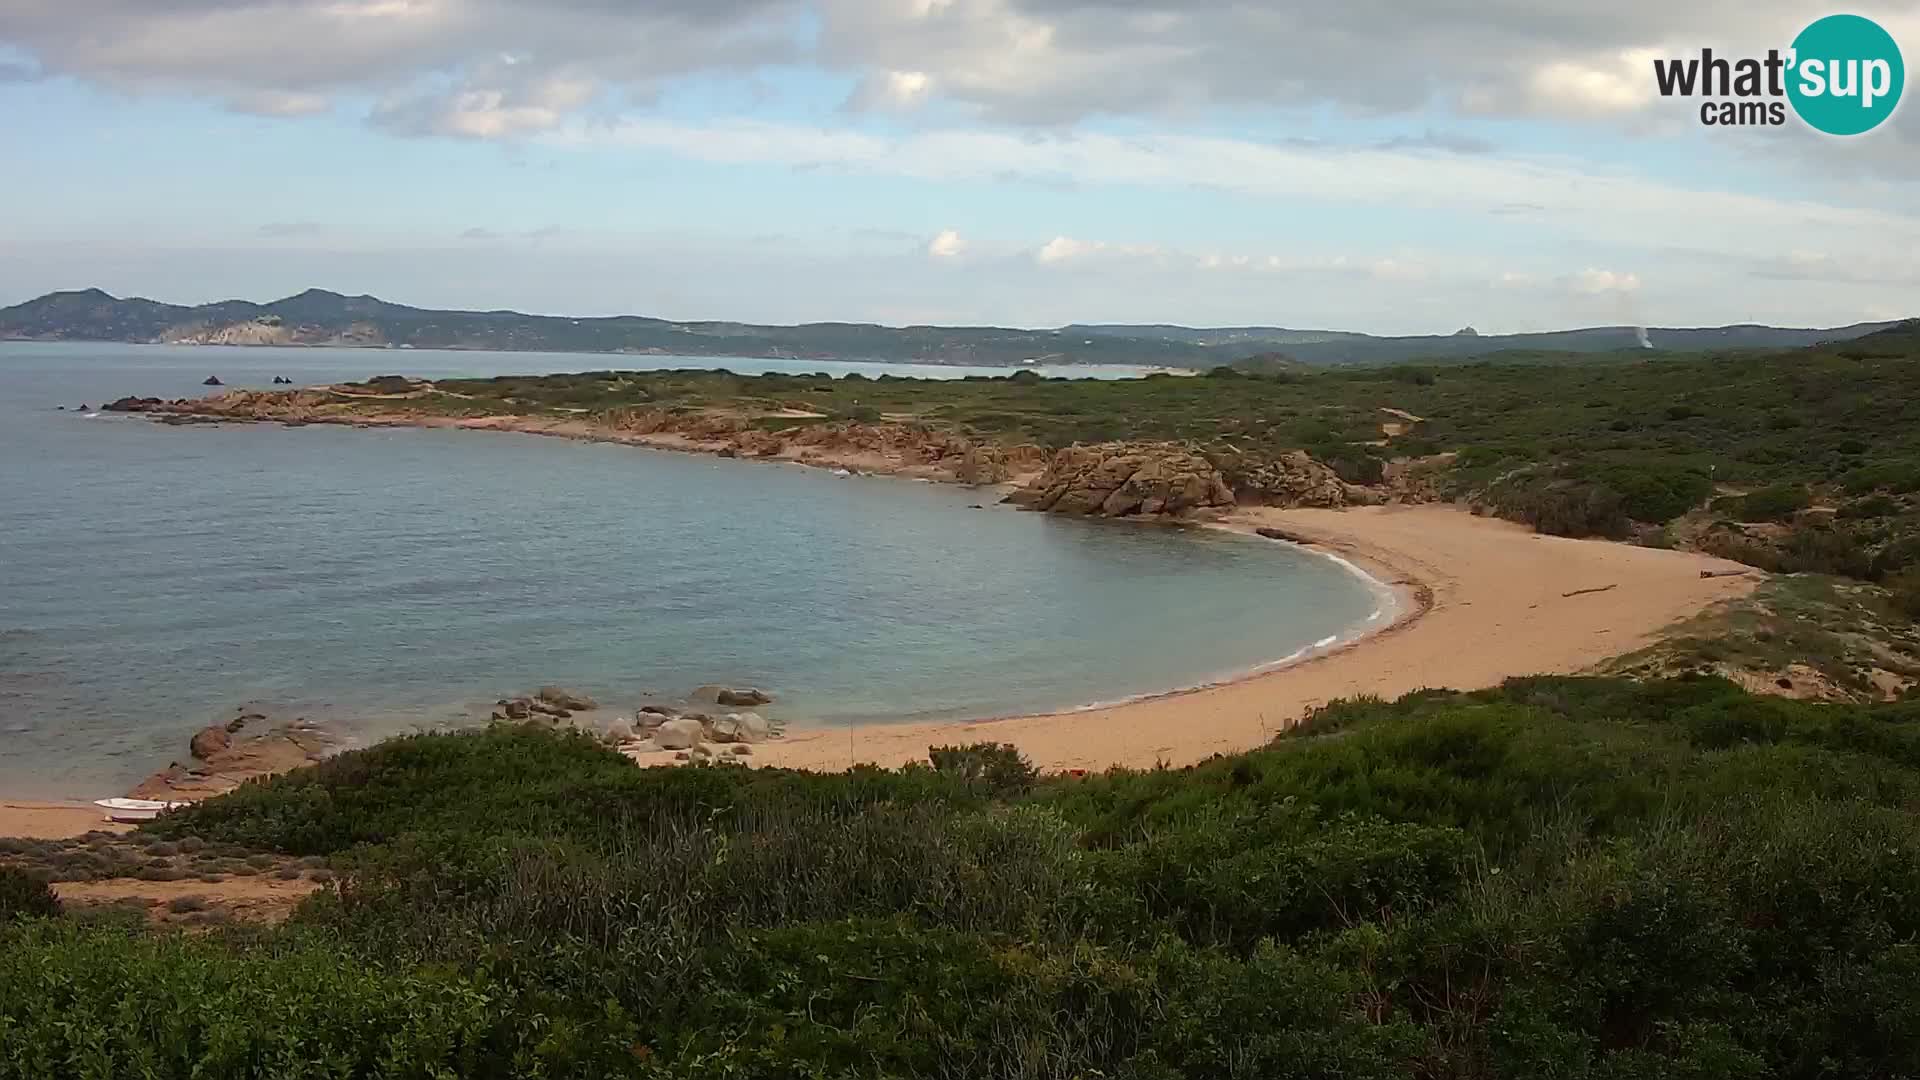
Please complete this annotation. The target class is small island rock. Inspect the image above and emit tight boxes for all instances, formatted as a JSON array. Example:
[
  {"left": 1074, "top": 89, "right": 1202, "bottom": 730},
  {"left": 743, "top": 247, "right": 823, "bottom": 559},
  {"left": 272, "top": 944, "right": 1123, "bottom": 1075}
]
[{"left": 536, "top": 685, "right": 598, "bottom": 711}]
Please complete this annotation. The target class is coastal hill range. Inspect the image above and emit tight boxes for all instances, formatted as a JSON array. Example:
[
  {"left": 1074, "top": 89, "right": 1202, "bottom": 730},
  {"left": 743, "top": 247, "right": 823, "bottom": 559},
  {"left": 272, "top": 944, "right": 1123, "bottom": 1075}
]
[{"left": 0, "top": 287, "right": 1897, "bottom": 367}]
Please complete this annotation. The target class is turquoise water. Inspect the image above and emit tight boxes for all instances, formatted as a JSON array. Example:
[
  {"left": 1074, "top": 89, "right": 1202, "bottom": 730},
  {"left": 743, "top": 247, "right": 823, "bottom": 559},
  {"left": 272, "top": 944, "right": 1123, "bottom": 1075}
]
[{"left": 0, "top": 343, "right": 1384, "bottom": 798}]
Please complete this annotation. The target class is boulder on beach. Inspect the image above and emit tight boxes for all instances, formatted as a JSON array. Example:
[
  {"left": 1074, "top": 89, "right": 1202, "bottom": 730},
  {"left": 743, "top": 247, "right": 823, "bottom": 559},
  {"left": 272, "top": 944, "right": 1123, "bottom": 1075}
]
[
  {"left": 537, "top": 685, "right": 598, "bottom": 711},
  {"left": 603, "top": 717, "right": 636, "bottom": 744},
  {"left": 709, "top": 712, "right": 771, "bottom": 744},
  {"left": 654, "top": 717, "right": 706, "bottom": 750},
  {"left": 500, "top": 699, "right": 532, "bottom": 720},
  {"left": 188, "top": 724, "right": 231, "bottom": 760}
]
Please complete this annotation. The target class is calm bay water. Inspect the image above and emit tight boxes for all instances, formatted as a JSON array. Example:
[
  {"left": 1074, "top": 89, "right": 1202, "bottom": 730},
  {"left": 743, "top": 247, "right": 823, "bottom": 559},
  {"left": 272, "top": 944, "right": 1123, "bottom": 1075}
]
[{"left": 0, "top": 343, "right": 1382, "bottom": 798}]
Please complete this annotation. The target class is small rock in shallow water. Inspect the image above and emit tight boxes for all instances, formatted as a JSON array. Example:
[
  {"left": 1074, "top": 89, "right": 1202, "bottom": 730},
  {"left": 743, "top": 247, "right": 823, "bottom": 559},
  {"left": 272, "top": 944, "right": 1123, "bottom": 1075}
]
[
  {"left": 203, "top": 376, "right": 223, "bottom": 386},
  {"left": 536, "top": 685, "right": 598, "bottom": 711},
  {"left": 717, "top": 688, "right": 773, "bottom": 707}
]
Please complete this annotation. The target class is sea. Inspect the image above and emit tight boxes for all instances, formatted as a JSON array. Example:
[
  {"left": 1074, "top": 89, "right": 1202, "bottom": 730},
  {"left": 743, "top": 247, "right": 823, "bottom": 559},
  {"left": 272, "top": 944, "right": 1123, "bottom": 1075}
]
[{"left": 0, "top": 342, "right": 1386, "bottom": 798}]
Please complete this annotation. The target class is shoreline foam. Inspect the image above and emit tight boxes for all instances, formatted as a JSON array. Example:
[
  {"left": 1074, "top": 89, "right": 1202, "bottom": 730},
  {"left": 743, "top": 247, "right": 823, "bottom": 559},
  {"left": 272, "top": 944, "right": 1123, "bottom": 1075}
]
[{"left": 746, "top": 504, "right": 1759, "bottom": 773}]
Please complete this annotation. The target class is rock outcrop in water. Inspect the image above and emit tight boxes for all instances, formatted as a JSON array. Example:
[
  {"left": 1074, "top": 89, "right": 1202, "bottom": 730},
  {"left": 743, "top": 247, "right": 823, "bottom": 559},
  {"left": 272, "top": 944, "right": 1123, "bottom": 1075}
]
[
  {"left": 130, "top": 705, "right": 332, "bottom": 800},
  {"left": 536, "top": 685, "right": 598, "bottom": 712}
]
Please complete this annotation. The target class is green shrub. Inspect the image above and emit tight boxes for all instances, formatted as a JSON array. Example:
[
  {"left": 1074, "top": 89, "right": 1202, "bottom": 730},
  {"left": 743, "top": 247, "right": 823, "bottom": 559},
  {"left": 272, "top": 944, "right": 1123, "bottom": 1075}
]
[
  {"left": 1886, "top": 567, "right": 1920, "bottom": 621},
  {"left": 928, "top": 742, "right": 1039, "bottom": 797},
  {"left": 13, "top": 678, "right": 1920, "bottom": 1077},
  {"left": 1733, "top": 483, "right": 1812, "bottom": 522},
  {"left": 0, "top": 867, "right": 60, "bottom": 922},
  {"left": 1840, "top": 494, "right": 1900, "bottom": 519}
]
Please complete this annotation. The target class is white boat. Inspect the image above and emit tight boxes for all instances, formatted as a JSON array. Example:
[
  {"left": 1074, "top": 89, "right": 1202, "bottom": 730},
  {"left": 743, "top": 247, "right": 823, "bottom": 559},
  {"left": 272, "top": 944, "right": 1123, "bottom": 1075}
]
[{"left": 93, "top": 797, "right": 188, "bottom": 823}]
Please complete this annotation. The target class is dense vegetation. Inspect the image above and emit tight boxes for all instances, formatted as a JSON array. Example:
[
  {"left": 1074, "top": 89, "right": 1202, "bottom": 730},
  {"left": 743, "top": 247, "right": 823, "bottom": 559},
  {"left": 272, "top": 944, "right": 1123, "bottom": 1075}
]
[
  {"left": 7, "top": 677, "right": 1920, "bottom": 1077},
  {"left": 400, "top": 323, "right": 1920, "bottom": 582}
]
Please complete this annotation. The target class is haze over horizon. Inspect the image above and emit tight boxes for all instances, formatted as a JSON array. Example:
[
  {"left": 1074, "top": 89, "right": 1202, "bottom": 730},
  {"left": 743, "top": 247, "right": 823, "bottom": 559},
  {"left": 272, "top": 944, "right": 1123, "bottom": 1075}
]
[{"left": 2, "top": 1, "right": 1916, "bottom": 335}]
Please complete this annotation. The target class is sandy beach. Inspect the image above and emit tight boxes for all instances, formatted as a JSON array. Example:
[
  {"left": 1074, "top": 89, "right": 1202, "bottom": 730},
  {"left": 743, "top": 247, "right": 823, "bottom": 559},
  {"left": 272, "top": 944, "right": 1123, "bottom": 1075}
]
[
  {"left": 749, "top": 503, "right": 1760, "bottom": 772},
  {"left": 0, "top": 801, "right": 129, "bottom": 839}
]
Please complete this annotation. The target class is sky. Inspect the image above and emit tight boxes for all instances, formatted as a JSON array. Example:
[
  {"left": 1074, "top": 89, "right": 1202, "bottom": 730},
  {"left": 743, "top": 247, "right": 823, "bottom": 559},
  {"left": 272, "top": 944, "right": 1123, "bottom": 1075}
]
[{"left": 1, "top": 1, "right": 1916, "bottom": 335}]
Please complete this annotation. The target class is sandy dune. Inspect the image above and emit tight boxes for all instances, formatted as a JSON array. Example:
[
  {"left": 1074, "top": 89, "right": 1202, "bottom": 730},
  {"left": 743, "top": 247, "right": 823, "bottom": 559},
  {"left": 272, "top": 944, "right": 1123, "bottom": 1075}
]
[{"left": 750, "top": 504, "right": 1759, "bottom": 772}]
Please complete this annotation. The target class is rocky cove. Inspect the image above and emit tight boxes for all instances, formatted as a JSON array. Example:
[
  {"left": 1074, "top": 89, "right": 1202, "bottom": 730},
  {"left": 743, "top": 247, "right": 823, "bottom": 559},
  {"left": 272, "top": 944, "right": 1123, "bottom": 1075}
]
[
  {"left": 103, "top": 382, "right": 1391, "bottom": 519},
  {"left": 1, "top": 357, "right": 1415, "bottom": 799}
]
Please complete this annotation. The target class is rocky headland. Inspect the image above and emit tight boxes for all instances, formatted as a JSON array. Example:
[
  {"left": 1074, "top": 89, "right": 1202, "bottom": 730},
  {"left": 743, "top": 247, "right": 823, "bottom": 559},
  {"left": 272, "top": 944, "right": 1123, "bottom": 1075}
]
[{"left": 104, "top": 384, "right": 1389, "bottom": 519}]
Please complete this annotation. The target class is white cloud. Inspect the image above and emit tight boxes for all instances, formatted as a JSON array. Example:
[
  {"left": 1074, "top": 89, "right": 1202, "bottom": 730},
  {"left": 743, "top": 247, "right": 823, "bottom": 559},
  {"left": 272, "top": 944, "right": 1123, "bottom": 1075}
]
[
  {"left": 228, "top": 90, "right": 332, "bottom": 117},
  {"left": 926, "top": 228, "right": 966, "bottom": 258},
  {"left": 1570, "top": 268, "right": 1642, "bottom": 295},
  {"left": 1522, "top": 48, "right": 1662, "bottom": 116},
  {"left": 557, "top": 119, "right": 1920, "bottom": 262},
  {"left": 1035, "top": 236, "right": 1091, "bottom": 264},
  {"left": 6, "top": 0, "right": 1913, "bottom": 153},
  {"left": 1034, "top": 236, "right": 1168, "bottom": 265},
  {"left": 848, "top": 68, "right": 933, "bottom": 111},
  {"left": 372, "top": 69, "right": 596, "bottom": 136}
]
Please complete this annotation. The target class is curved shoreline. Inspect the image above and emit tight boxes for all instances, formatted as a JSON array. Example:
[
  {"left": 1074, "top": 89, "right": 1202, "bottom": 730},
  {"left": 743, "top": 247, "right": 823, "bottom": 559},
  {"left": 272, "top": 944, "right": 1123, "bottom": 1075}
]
[
  {"left": 985, "top": 526, "right": 1419, "bottom": 721},
  {"left": 747, "top": 504, "right": 1760, "bottom": 773},
  {"left": 64, "top": 404, "right": 1765, "bottom": 786}
]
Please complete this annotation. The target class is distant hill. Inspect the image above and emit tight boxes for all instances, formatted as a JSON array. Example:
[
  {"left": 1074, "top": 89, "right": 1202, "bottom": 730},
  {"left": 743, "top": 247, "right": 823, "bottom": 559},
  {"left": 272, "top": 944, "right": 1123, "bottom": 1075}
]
[
  {"left": 1069, "top": 320, "right": 1900, "bottom": 365},
  {"left": 0, "top": 289, "right": 1218, "bottom": 368},
  {"left": 0, "top": 288, "right": 1899, "bottom": 368}
]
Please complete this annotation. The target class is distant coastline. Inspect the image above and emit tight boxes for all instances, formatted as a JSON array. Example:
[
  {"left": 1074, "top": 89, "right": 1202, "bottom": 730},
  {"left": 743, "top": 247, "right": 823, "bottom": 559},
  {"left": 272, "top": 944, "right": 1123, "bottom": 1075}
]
[{"left": 3, "top": 286, "right": 1897, "bottom": 368}]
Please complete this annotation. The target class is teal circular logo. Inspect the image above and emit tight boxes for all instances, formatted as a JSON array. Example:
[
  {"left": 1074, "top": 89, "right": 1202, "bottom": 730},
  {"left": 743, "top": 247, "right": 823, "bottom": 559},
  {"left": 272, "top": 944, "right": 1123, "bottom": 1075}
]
[{"left": 1788, "top": 14, "right": 1904, "bottom": 135}]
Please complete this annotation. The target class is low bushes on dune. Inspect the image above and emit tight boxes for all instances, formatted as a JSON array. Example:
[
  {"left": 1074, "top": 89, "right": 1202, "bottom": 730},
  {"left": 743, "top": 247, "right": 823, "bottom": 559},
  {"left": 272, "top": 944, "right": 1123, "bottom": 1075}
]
[{"left": 8, "top": 676, "right": 1920, "bottom": 1077}]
